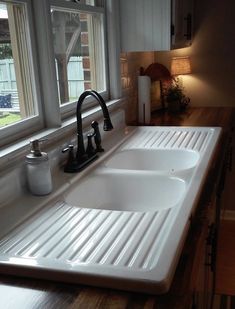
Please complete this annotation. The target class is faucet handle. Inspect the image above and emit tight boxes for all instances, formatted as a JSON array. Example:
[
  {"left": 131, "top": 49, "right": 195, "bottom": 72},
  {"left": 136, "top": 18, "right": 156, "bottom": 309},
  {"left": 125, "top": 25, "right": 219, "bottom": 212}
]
[
  {"left": 91, "top": 121, "right": 104, "bottom": 152},
  {"left": 62, "top": 144, "right": 74, "bottom": 154},
  {"left": 62, "top": 144, "right": 77, "bottom": 173},
  {"left": 86, "top": 132, "right": 96, "bottom": 157}
]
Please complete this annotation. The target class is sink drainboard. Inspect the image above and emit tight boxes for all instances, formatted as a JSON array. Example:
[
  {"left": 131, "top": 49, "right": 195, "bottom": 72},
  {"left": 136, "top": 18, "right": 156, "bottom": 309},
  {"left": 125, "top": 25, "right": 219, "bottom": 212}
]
[
  {"left": 0, "top": 202, "right": 176, "bottom": 270},
  {"left": 0, "top": 126, "right": 221, "bottom": 294}
]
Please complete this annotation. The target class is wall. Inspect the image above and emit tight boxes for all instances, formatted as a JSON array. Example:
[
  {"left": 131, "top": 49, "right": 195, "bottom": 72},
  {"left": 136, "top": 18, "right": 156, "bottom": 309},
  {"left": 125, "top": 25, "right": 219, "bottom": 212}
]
[
  {"left": 120, "top": 52, "right": 154, "bottom": 123},
  {"left": 155, "top": 0, "right": 235, "bottom": 107},
  {"left": 0, "top": 108, "right": 126, "bottom": 209}
]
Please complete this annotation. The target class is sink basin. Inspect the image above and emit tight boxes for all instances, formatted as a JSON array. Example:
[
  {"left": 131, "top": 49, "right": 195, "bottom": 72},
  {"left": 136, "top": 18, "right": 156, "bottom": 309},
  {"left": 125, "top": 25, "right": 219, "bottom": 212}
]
[
  {"left": 0, "top": 125, "right": 221, "bottom": 295},
  {"left": 104, "top": 148, "right": 200, "bottom": 172},
  {"left": 64, "top": 171, "right": 186, "bottom": 212}
]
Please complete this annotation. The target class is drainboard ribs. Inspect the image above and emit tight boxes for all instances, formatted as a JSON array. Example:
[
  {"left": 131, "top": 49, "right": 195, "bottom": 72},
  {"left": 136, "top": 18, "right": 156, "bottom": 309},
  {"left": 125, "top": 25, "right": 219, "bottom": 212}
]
[{"left": 0, "top": 202, "right": 173, "bottom": 271}]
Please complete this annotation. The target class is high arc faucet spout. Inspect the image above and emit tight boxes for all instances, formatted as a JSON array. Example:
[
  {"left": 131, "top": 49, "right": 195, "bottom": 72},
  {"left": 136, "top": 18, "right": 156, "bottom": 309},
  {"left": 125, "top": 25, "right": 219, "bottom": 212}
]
[{"left": 76, "top": 90, "right": 113, "bottom": 164}]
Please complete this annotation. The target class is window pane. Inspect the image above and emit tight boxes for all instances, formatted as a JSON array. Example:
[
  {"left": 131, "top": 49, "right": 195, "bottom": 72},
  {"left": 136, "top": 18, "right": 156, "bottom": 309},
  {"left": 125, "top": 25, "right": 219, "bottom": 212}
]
[
  {"left": 64, "top": 1, "right": 104, "bottom": 8},
  {"left": 0, "top": 2, "right": 38, "bottom": 128},
  {"left": 51, "top": 7, "right": 106, "bottom": 105}
]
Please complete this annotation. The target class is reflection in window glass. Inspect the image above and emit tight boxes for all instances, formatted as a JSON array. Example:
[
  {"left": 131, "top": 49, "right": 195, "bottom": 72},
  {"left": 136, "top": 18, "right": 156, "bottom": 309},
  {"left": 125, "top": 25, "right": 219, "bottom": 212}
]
[
  {"left": 0, "top": 2, "right": 37, "bottom": 128},
  {"left": 64, "top": 1, "right": 104, "bottom": 7},
  {"left": 51, "top": 7, "right": 106, "bottom": 105}
]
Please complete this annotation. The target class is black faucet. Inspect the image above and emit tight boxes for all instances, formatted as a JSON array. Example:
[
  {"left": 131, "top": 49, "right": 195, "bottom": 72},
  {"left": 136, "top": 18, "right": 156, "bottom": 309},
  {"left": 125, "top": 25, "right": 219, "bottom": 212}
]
[{"left": 62, "top": 90, "right": 113, "bottom": 172}]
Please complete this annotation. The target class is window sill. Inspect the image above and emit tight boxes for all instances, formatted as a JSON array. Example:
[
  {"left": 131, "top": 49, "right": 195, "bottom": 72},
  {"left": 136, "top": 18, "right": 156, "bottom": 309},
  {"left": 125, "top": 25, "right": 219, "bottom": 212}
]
[{"left": 0, "top": 98, "right": 125, "bottom": 171}]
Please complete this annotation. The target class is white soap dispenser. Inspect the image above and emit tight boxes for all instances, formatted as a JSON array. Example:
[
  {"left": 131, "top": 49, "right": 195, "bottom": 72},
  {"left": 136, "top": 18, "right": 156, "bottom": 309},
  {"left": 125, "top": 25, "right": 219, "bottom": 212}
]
[{"left": 26, "top": 139, "right": 53, "bottom": 196}]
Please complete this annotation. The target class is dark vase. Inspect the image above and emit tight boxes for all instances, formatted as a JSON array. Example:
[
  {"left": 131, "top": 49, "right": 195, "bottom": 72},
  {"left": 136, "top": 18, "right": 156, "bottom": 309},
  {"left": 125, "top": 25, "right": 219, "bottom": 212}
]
[{"left": 167, "top": 99, "right": 181, "bottom": 113}]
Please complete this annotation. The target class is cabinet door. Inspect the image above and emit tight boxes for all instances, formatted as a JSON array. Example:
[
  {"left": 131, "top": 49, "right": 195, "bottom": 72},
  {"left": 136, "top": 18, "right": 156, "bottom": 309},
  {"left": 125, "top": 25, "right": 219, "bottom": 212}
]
[
  {"left": 192, "top": 220, "right": 215, "bottom": 308},
  {"left": 221, "top": 130, "right": 235, "bottom": 214},
  {"left": 120, "top": 0, "right": 171, "bottom": 52},
  {"left": 171, "top": 0, "right": 193, "bottom": 49}
]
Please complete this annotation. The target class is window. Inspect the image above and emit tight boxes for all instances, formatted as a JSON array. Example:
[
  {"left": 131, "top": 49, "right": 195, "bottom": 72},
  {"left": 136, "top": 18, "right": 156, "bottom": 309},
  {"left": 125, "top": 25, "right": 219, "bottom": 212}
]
[
  {"left": 0, "top": 1, "right": 40, "bottom": 130},
  {"left": 64, "top": 0, "right": 105, "bottom": 8},
  {"left": 51, "top": 5, "right": 106, "bottom": 105},
  {"left": 0, "top": 0, "right": 118, "bottom": 148}
]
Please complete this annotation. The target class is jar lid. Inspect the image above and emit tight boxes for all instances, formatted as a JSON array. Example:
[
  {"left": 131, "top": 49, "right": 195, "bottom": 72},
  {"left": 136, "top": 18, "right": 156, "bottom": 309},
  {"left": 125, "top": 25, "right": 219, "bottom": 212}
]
[{"left": 26, "top": 152, "right": 48, "bottom": 163}]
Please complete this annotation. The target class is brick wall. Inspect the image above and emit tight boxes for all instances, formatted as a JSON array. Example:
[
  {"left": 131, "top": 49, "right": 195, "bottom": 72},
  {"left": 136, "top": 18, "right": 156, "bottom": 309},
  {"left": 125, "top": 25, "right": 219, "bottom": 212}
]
[{"left": 80, "top": 13, "right": 91, "bottom": 90}]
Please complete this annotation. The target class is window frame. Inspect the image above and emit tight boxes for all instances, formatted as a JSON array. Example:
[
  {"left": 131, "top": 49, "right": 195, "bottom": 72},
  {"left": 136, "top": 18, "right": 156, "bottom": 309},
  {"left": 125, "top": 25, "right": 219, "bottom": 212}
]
[
  {"left": 0, "top": 0, "right": 44, "bottom": 147},
  {"left": 0, "top": 0, "right": 121, "bottom": 149},
  {"left": 48, "top": 0, "right": 110, "bottom": 119}
]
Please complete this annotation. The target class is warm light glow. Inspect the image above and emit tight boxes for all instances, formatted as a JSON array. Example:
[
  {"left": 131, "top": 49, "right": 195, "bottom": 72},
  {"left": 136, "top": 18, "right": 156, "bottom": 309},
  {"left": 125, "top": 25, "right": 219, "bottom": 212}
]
[{"left": 171, "top": 56, "right": 191, "bottom": 75}]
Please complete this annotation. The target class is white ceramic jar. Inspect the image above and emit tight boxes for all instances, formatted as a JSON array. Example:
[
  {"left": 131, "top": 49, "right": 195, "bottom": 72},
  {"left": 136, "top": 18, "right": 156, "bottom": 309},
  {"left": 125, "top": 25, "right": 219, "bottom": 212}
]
[{"left": 26, "top": 140, "right": 53, "bottom": 196}]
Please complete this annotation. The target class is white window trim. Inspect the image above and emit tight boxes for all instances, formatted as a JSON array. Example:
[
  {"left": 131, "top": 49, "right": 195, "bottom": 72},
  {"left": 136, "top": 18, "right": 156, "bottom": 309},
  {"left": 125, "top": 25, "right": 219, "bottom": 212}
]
[
  {"left": 50, "top": 0, "right": 110, "bottom": 117},
  {"left": 50, "top": 0, "right": 105, "bottom": 14},
  {"left": 106, "top": 0, "right": 121, "bottom": 99},
  {"left": 0, "top": 98, "right": 124, "bottom": 171},
  {"left": 32, "top": 0, "right": 112, "bottom": 122},
  {"left": 58, "top": 0, "right": 122, "bottom": 117},
  {"left": 31, "top": 0, "right": 61, "bottom": 128},
  {"left": 0, "top": 0, "right": 122, "bottom": 156},
  {"left": 0, "top": 0, "right": 44, "bottom": 147}
]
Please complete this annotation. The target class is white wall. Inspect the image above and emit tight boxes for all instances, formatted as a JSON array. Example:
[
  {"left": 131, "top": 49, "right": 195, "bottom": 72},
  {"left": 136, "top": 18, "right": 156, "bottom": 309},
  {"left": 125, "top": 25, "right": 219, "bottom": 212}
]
[{"left": 155, "top": 0, "right": 235, "bottom": 107}]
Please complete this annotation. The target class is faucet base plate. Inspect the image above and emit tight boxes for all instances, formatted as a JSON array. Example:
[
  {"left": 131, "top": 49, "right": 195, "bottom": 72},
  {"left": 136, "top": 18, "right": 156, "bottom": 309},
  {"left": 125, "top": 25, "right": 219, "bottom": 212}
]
[{"left": 64, "top": 153, "right": 98, "bottom": 173}]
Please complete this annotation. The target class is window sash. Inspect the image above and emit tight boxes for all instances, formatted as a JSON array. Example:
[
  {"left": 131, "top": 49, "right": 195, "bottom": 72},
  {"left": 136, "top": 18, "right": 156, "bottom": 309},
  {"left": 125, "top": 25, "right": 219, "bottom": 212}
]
[
  {"left": 50, "top": 0, "right": 105, "bottom": 14},
  {"left": 0, "top": 0, "right": 120, "bottom": 148},
  {"left": 8, "top": 3, "right": 38, "bottom": 116},
  {"left": 49, "top": 0, "right": 109, "bottom": 118},
  {"left": 0, "top": 0, "right": 43, "bottom": 147}
]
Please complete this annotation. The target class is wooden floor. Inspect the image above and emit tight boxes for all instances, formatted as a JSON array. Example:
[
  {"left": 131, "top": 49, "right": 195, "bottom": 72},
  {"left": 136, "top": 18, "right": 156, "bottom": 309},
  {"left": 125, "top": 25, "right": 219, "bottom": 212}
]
[{"left": 216, "top": 220, "right": 235, "bottom": 295}]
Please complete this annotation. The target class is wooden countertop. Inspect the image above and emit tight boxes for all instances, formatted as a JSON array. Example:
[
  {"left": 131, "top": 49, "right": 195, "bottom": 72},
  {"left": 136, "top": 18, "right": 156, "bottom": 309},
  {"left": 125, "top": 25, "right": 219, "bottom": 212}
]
[
  {"left": 151, "top": 106, "right": 235, "bottom": 129},
  {"left": 1, "top": 107, "right": 234, "bottom": 309}
]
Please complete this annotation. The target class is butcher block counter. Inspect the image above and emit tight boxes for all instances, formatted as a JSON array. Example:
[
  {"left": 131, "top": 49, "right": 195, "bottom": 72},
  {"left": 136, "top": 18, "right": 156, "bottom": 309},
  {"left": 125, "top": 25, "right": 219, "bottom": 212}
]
[{"left": 0, "top": 107, "right": 234, "bottom": 309}]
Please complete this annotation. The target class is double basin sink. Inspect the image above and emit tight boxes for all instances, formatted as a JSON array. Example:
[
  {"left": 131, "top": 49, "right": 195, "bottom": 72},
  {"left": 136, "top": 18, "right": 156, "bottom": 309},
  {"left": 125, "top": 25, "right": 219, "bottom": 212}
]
[
  {"left": 0, "top": 126, "right": 221, "bottom": 294},
  {"left": 65, "top": 148, "right": 199, "bottom": 212}
]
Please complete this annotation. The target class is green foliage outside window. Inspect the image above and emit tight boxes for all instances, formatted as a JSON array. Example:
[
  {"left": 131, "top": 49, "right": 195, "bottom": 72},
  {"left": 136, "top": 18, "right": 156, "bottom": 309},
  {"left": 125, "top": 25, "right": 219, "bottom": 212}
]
[{"left": 0, "top": 44, "right": 13, "bottom": 60}]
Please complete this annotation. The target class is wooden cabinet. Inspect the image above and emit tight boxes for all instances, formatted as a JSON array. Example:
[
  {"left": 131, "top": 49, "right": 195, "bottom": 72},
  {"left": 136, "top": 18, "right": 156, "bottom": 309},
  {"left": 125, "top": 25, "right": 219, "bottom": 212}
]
[
  {"left": 171, "top": 0, "right": 194, "bottom": 49},
  {"left": 119, "top": 0, "right": 171, "bottom": 52},
  {"left": 221, "top": 129, "right": 235, "bottom": 213},
  {"left": 119, "top": 0, "right": 193, "bottom": 52},
  {"left": 191, "top": 133, "right": 231, "bottom": 309},
  {"left": 191, "top": 198, "right": 217, "bottom": 308}
]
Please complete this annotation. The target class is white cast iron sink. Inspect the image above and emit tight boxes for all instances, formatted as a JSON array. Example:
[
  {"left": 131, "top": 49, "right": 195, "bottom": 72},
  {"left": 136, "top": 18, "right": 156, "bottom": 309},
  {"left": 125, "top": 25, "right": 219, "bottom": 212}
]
[
  {"left": 64, "top": 170, "right": 186, "bottom": 212},
  {"left": 0, "top": 126, "right": 221, "bottom": 295},
  {"left": 104, "top": 148, "right": 200, "bottom": 173}
]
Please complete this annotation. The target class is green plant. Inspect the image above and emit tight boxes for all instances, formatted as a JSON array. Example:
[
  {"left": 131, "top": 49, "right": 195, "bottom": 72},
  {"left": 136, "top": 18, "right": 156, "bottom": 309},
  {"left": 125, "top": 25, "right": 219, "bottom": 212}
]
[
  {"left": 165, "top": 78, "right": 185, "bottom": 102},
  {"left": 0, "top": 44, "right": 13, "bottom": 60},
  {"left": 164, "top": 78, "right": 190, "bottom": 110}
]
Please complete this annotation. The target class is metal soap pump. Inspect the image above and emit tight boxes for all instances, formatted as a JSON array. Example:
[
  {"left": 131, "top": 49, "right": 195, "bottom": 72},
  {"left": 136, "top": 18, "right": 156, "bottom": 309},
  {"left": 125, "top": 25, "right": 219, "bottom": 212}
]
[{"left": 26, "top": 139, "right": 53, "bottom": 196}]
